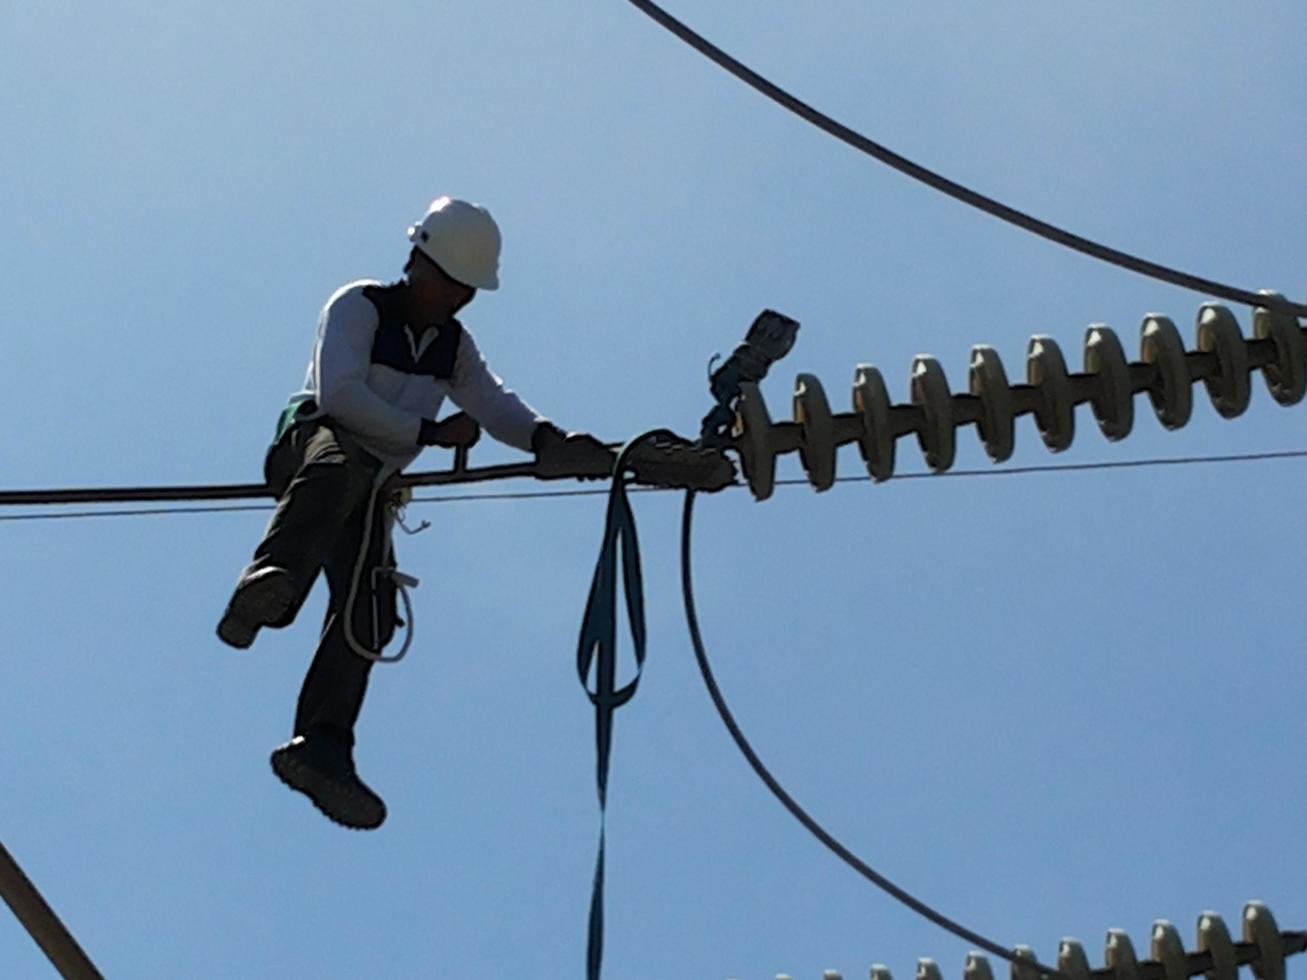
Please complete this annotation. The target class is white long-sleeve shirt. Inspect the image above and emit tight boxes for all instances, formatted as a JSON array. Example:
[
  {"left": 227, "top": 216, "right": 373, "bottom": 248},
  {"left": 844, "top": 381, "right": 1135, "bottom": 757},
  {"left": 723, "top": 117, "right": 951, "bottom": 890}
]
[{"left": 288, "top": 279, "right": 546, "bottom": 469}]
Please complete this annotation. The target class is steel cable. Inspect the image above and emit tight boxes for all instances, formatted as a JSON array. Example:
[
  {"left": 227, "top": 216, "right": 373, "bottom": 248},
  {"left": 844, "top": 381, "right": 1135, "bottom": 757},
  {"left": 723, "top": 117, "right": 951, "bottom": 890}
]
[
  {"left": 679, "top": 487, "right": 1063, "bottom": 976},
  {"left": 2, "top": 448, "right": 1305, "bottom": 522},
  {"left": 624, "top": 0, "right": 1307, "bottom": 319}
]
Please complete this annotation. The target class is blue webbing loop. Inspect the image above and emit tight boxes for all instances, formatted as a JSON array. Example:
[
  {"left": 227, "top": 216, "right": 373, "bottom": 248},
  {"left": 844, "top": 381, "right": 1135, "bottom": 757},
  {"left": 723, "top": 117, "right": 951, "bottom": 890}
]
[{"left": 577, "top": 431, "right": 672, "bottom": 980}]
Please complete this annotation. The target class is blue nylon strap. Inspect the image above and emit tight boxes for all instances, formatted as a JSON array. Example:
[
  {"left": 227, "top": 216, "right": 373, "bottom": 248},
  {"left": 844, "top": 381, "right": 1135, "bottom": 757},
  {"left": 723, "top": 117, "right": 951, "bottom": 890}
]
[{"left": 577, "top": 432, "right": 670, "bottom": 980}]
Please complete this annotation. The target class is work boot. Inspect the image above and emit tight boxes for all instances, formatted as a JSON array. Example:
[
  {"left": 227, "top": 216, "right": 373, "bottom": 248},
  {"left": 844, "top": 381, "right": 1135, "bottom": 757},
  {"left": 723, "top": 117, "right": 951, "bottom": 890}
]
[
  {"left": 216, "top": 567, "right": 296, "bottom": 649},
  {"left": 269, "top": 729, "right": 387, "bottom": 830}
]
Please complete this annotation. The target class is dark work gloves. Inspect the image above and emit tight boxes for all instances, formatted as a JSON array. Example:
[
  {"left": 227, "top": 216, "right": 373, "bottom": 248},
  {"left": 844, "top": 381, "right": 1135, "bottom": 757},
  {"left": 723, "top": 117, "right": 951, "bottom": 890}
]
[
  {"left": 533, "top": 423, "right": 615, "bottom": 480},
  {"left": 418, "top": 412, "right": 481, "bottom": 449},
  {"left": 530, "top": 421, "right": 568, "bottom": 454}
]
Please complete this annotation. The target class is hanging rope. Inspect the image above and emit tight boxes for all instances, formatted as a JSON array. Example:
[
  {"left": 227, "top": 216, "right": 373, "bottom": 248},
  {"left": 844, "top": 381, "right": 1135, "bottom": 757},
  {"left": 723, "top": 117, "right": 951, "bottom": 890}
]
[{"left": 623, "top": 0, "right": 1307, "bottom": 319}]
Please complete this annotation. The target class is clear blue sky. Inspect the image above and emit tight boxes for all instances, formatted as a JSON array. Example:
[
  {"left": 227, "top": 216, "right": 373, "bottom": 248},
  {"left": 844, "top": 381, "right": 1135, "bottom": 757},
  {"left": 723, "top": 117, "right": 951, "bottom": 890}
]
[{"left": 2, "top": 2, "right": 1304, "bottom": 978}]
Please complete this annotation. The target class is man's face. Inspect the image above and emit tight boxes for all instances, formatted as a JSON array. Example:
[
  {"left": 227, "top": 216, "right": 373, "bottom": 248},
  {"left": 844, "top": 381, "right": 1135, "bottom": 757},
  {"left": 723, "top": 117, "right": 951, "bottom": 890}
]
[{"left": 407, "top": 250, "right": 476, "bottom": 324}]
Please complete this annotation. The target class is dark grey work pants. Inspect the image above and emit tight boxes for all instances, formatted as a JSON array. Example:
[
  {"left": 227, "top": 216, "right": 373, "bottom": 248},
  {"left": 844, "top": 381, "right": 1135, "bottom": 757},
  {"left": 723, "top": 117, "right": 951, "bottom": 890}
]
[{"left": 244, "top": 419, "right": 399, "bottom": 745}]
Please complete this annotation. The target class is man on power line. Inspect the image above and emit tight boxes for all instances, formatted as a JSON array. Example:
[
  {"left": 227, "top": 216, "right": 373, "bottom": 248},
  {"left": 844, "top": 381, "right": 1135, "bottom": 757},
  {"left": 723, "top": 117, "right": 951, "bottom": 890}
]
[{"left": 216, "top": 196, "right": 613, "bottom": 830}]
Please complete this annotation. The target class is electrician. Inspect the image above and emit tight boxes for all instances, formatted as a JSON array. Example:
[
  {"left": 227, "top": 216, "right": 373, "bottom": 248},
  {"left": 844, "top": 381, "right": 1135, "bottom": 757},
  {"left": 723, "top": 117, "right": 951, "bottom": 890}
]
[{"left": 217, "top": 196, "right": 613, "bottom": 829}]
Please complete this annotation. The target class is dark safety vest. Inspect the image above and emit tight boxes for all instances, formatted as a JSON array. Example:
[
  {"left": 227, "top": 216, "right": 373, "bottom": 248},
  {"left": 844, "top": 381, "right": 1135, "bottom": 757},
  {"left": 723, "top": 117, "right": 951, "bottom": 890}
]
[
  {"left": 361, "top": 281, "right": 464, "bottom": 381},
  {"left": 273, "top": 281, "right": 465, "bottom": 442}
]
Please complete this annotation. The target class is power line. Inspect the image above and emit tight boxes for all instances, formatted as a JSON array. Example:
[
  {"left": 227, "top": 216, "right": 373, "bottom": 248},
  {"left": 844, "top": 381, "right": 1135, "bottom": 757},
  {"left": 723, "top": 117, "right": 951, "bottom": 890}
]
[
  {"left": 811, "top": 447, "right": 1307, "bottom": 484},
  {"left": 677, "top": 489, "right": 1063, "bottom": 976},
  {"left": 0, "top": 504, "right": 278, "bottom": 522},
  {"left": 0, "top": 488, "right": 621, "bottom": 522},
  {"left": 1, "top": 449, "right": 1304, "bottom": 523},
  {"left": 623, "top": 0, "right": 1307, "bottom": 318}
]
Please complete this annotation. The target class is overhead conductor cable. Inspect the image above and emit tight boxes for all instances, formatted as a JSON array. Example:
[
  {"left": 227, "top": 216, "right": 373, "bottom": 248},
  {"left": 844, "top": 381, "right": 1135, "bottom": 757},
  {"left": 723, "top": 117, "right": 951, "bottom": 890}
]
[{"left": 623, "top": 0, "right": 1307, "bottom": 319}]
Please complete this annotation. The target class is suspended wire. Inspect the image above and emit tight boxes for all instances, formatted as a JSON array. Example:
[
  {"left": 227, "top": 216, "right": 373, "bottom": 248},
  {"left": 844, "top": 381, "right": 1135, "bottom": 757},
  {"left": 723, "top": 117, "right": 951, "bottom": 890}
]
[
  {"left": 0, "top": 489, "right": 615, "bottom": 522},
  {"left": 678, "top": 489, "right": 1063, "bottom": 977},
  {"left": 804, "top": 447, "right": 1307, "bottom": 484},
  {"left": 0, "top": 504, "right": 279, "bottom": 522},
  {"left": 623, "top": 0, "right": 1307, "bottom": 319},
  {"left": 1, "top": 448, "right": 1303, "bottom": 522}
]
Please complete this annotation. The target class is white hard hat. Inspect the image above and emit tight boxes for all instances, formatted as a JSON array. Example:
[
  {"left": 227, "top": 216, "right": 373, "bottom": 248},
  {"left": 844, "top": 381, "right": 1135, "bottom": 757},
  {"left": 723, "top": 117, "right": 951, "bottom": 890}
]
[{"left": 406, "top": 196, "right": 502, "bottom": 290}]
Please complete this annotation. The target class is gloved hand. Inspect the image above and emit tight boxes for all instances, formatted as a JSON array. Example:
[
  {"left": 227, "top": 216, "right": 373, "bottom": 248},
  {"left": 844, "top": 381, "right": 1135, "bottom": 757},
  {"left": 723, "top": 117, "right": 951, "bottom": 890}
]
[
  {"left": 418, "top": 412, "right": 481, "bottom": 449},
  {"left": 532, "top": 423, "right": 616, "bottom": 480}
]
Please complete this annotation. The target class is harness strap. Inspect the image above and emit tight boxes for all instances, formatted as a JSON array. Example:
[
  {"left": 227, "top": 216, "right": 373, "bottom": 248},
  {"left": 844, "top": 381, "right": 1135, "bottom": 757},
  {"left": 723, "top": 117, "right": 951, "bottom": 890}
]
[
  {"left": 577, "top": 433, "right": 674, "bottom": 980},
  {"left": 343, "top": 469, "right": 419, "bottom": 664}
]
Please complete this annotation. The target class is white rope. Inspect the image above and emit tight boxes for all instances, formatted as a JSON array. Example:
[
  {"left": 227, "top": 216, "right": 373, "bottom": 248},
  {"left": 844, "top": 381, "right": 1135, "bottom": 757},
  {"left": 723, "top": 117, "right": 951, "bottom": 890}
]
[
  {"left": 392, "top": 503, "right": 431, "bottom": 535},
  {"left": 342, "top": 468, "right": 419, "bottom": 664},
  {"left": 370, "top": 565, "right": 418, "bottom": 663}
]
